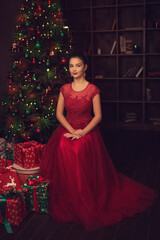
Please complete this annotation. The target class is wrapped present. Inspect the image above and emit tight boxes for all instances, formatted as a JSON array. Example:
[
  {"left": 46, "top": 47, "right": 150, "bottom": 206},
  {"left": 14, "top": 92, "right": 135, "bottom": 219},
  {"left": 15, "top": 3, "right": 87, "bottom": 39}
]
[
  {"left": 12, "top": 163, "right": 40, "bottom": 184},
  {"left": 0, "top": 138, "right": 6, "bottom": 158},
  {"left": 22, "top": 175, "right": 49, "bottom": 214},
  {"left": 0, "top": 168, "right": 22, "bottom": 193},
  {"left": 0, "top": 159, "right": 12, "bottom": 170},
  {"left": 0, "top": 158, "right": 6, "bottom": 170},
  {"left": 0, "top": 188, "right": 28, "bottom": 233},
  {"left": 14, "top": 141, "right": 45, "bottom": 169}
]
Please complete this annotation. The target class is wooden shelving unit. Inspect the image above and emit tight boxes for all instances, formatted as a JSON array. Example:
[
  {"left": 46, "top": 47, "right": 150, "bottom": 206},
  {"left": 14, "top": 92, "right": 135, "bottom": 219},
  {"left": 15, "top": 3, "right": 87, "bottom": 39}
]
[{"left": 63, "top": 0, "right": 160, "bottom": 130}]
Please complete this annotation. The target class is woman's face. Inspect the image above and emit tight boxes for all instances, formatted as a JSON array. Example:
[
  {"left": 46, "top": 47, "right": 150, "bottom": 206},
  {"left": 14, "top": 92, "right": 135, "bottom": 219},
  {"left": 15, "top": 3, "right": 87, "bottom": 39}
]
[{"left": 69, "top": 57, "right": 87, "bottom": 79}]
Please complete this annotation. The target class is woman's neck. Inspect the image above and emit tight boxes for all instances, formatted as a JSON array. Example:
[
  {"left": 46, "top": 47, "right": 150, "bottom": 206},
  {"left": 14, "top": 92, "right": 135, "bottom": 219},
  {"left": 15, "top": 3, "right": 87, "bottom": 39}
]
[
  {"left": 73, "top": 76, "right": 87, "bottom": 84},
  {"left": 72, "top": 78, "right": 89, "bottom": 91}
]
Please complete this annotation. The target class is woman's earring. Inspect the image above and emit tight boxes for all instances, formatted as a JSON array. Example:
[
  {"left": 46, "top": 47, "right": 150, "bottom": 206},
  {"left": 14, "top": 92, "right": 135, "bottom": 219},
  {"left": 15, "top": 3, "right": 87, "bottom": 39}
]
[{"left": 84, "top": 72, "right": 86, "bottom": 77}]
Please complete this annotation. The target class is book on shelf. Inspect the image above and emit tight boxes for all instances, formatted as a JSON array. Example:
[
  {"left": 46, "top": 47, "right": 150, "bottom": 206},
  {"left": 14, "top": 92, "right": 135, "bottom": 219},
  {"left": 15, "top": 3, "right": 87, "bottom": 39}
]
[
  {"left": 146, "top": 88, "right": 152, "bottom": 101},
  {"left": 110, "top": 40, "right": 116, "bottom": 54},
  {"left": 95, "top": 75, "right": 103, "bottom": 79},
  {"left": 124, "top": 119, "right": 137, "bottom": 123},
  {"left": 120, "top": 36, "right": 126, "bottom": 54},
  {"left": 128, "top": 66, "right": 139, "bottom": 77},
  {"left": 135, "top": 66, "right": 143, "bottom": 77},
  {"left": 149, "top": 117, "right": 160, "bottom": 126},
  {"left": 123, "top": 67, "right": 133, "bottom": 77},
  {"left": 119, "top": 35, "right": 133, "bottom": 54},
  {"left": 124, "top": 112, "right": 137, "bottom": 123},
  {"left": 111, "top": 19, "right": 116, "bottom": 30},
  {"left": 125, "top": 36, "right": 133, "bottom": 54},
  {"left": 149, "top": 117, "right": 160, "bottom": 122},
  {"left": 123, "top": 66, "right": 139, "bottom": 78},
  {"left": 148, "top": 71, "right": 160, "bottom": 77}
]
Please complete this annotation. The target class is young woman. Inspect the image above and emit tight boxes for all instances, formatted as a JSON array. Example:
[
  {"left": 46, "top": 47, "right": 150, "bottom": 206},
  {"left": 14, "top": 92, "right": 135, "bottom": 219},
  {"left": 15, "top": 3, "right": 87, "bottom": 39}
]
[{"left": 40, "top": 53, "right": 158, "bottom": 231}]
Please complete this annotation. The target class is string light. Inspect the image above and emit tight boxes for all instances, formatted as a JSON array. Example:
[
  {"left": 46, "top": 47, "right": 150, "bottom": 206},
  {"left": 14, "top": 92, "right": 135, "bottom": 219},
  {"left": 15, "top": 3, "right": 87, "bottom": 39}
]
[{"left": 5, "top": 0, "right": 71, "bottom": 141}]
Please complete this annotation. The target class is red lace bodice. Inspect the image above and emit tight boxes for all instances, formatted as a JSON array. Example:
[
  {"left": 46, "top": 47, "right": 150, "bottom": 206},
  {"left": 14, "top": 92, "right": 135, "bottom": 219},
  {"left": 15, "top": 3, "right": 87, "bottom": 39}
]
[{"left": 60, "top": 83, "right": 100, "bottom": 129}]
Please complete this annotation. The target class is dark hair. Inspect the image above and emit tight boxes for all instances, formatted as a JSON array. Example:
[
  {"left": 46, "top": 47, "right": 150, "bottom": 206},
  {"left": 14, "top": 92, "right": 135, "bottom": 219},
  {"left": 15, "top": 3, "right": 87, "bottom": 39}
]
[{"left": 69, "top": 52, "right": 88, "bottom": 65}]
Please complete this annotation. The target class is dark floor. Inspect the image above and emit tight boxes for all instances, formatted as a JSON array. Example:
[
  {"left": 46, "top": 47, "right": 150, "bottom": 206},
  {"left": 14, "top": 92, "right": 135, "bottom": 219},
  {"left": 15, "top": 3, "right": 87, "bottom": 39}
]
[{"left": 1, "top": 129, "right": 160, "bottom": 240}]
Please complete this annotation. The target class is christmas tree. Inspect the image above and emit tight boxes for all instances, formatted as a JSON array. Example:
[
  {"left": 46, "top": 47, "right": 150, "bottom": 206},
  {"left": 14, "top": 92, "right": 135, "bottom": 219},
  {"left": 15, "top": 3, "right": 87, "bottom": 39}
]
[{"left": 2, "top": 0, "right": 72, "bottom": 143}]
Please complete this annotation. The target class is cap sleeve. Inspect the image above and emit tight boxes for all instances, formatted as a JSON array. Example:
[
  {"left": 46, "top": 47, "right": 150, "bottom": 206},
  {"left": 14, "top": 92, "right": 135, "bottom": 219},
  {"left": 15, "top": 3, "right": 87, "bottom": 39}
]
[
  {"left": 90, "top": 84, "right": 100, "bottom": 99},
  {"left": 60, "top": 85, "right": 65, "bottom": 97},
  {"left": 60, "top": 83, "right": 70, "bottom": 97}
]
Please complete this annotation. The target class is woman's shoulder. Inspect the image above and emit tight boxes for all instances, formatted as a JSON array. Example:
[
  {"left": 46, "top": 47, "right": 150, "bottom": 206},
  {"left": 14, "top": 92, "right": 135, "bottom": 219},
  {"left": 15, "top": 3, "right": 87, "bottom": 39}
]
[
  {"left": 60, "top": 83, "right": 71, "bottom": 94},
  {"left": 89, "top": 83, "right": 100, "bottom": 90},
  {"left": 88, "top": 83, "right": 100, "bottom": 95},
  {"left": 87, "top": 83, "right": 100, "bottom": 99}
]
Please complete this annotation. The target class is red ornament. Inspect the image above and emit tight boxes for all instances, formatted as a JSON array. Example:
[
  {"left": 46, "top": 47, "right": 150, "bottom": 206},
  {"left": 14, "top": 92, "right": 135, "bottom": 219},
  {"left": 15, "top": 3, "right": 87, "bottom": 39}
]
[
  {"left": 36, "top": 128, "right": 41, "bottom": 133},
  {"left": 13, "top": 43, "right": 17, "bottom": 48},
  {"left": 38, "top": 6, "right": 42, "bottom": 11},
  {"left": 61, "top": 58, "right": 66, "bottom": 64}
]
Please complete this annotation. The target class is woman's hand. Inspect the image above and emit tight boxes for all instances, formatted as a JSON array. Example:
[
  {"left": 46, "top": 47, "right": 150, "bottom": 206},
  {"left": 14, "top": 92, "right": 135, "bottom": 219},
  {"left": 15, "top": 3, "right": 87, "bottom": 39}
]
[
  {"left": 64, "top": 129, "right": 86, "bottom": 140},
  {"left": 73, "top": 129, "right": 86, "bottom": 137}
]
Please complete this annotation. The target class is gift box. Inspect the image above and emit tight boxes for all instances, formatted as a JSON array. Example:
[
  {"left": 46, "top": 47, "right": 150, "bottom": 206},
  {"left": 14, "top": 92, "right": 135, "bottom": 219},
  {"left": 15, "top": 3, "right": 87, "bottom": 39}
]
[
  {"left": 22, "top": 175, "right": 49, "bottom": 214},
  {"left": 0, "top": 168, "right": 22, "bottom": 193},
  {"left": 12, "top": 163, "right": 40, "bottom": 184},
  {"left": 14, "top": 141, "right": 45, "bottom": 169},
  {"left": 0, "top": 159, "right": 12, "bottom": 170},
  {"left": 0, "top": 188, "right": 28, "bottom": 233}
]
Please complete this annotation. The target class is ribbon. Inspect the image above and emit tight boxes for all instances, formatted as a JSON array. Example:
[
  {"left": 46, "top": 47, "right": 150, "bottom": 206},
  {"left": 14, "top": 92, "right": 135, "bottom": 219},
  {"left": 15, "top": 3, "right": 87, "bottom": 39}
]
[
  {"left": 0, "top": 194, "right": 13, "bottom": 234},
  {"left": 21, "top": 190, "right": 29, "bottom": 211},
  {"left": 26, "top": 177, "right": 48, "bottom": 212}
]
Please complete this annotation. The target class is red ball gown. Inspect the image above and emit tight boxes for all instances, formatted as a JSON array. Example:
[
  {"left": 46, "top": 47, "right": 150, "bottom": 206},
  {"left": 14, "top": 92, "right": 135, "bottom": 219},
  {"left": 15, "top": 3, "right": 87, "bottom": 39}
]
[{"left": 40, "top": 82, "right": 158, "bottom": 231}]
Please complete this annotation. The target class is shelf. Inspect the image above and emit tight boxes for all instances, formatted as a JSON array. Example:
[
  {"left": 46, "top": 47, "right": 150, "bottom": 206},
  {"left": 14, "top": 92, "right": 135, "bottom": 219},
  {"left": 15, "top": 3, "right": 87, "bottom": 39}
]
[
  {"left": 92, "top": 5, "right": 116, "bottom": 9},
  {"left": 118, "top": 100, "right": 143, "bottom": 103},
  {"left": 118, "top": 28, "right": 143, "bottom": 32},
  {"left": 64, "top": 0, "right": 160, "bottom": 131},
  {"left": 118, "top": 3, "right": 144, "bottom": 7}
]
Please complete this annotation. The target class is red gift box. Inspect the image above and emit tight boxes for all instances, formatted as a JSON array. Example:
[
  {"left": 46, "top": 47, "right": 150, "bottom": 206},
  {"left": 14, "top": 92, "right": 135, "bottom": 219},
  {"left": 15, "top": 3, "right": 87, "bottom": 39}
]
[
  {"left": 0, "top": 168, "right": 22, "bottom": 193},
  {"left": 0, "top": 189, "right": 28, "bottom": 233},
  {"left": 14, "top": 141, "right": 45, "bottom": 169},
  {"left": 12, "top": 163, "right": 40, "bottom": 184},
  {"left": 0, "top": 159, "right": 13, "bottom": 171}
]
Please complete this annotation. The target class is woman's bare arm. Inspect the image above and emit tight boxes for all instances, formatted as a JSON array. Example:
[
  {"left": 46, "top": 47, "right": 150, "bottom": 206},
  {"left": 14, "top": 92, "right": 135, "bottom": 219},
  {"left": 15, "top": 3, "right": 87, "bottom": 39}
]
[{"left": 56, "top": 92, "right": 75, "bottom": 133}]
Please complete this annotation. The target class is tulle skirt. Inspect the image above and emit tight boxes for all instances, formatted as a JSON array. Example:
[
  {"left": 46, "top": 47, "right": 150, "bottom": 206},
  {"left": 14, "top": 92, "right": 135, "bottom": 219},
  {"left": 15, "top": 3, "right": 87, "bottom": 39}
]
[{"left": 40, "top": 125, "right": 158, "bottom": 231}]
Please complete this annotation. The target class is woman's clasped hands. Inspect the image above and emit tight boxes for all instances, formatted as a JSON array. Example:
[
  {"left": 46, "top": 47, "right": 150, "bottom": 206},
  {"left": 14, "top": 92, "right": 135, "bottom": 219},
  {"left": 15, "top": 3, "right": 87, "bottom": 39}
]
[{"left": 64, "top": 129, "right": 86, "bottom": 140}]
